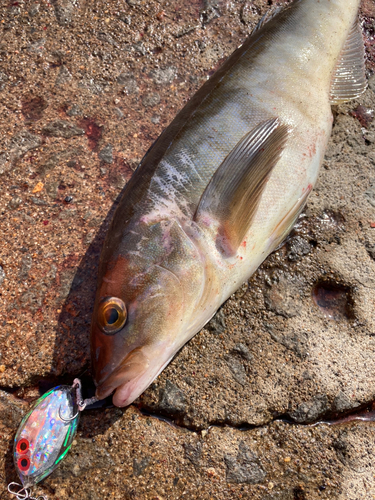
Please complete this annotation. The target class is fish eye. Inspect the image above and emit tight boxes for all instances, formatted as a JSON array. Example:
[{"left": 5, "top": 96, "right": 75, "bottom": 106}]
[
  {"left": 16, "top": 438, "right": 30, "bottom": 454},
  {"left": 98, "top": 297, "right": 127, "bottom": 335}
]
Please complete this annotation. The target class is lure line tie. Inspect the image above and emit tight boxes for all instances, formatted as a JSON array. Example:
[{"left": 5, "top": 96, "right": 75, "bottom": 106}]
[{"left": 58, "top": 378, "right": 99, "bottom": 423}]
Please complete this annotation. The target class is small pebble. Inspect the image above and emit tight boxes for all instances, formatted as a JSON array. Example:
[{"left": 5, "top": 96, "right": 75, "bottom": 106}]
[
  {"left": 142, "top": 92, "right": 161, "bottom": 107},
  {"left": 114, "top": 107, "right": 124, "bottom": 118},
  {"left": 206, "top": 467, "right": 217, "bottom": 478},
  {"left": 32, "top": 181, "right": 44, "bottom": 193},
  {"left": 31, "top": 197, "right": 47, "bottom": 205},
  {"left": 0, "top": 266, "right": 5, "bottom": 286},
  {"left": 8, "top": 196, "right": 22, "bottom": 209},
  {"left": 98, "top": 144, "right": 113, "bottom": 164}
]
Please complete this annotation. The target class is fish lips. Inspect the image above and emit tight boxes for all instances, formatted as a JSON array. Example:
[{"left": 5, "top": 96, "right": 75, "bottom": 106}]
[{"left": 95, "top": 347, "right": 150, "bottom": 403}]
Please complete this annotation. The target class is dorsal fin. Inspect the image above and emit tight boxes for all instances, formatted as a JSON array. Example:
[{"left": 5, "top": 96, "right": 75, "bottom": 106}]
[
  {"left": 330, "top": 21, "right": 367, "bottom": 104},
  {"left": 194, "top": 118, "right": 289, "bottom": 257}
]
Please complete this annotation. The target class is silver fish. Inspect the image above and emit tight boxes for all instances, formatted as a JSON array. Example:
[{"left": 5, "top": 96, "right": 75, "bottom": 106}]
[{"left": 90, "top": 0, "right": 366, "bottom": 406}]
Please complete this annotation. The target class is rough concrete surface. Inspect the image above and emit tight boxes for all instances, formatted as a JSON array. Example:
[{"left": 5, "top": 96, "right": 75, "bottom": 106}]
[{"left": 0, "top": 0, "right": 375, "bottom": 498}]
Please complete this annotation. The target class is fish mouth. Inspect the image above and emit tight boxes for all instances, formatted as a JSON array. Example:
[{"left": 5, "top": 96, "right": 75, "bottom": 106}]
[
  {"left": 95, "top": 347, "right": 150, "bottom": 404},
  {"left": 95, "top": 344, "right": 178, "bottom": 407}
]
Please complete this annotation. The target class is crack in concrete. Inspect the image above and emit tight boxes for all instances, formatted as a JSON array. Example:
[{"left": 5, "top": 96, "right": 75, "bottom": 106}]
[
  {"left": 138, "top": 402, "right": 375, "bottom": 434},
  {"left": 2, "top": 383, "right": 375, "bottom": 435},
  {"left": 0, "top": 386, "right": 19, "bottom": 395}
]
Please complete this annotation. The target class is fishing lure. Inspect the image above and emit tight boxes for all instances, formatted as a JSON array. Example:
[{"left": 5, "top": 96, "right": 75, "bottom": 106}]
[{"left": 8, "top": 380, "right": 97, "bottom": 500}]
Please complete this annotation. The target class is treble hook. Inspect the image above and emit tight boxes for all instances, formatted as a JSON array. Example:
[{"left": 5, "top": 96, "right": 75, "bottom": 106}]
[
  {"left": 58, "top": 378, "right": 99, "bottom": 423},
  {"left": 7, "top": 482, "right": 46, "bottom": 500}
]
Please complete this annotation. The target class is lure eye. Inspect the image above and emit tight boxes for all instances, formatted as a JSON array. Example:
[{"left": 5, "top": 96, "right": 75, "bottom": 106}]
[
  {"left": 17, "top": 456, "right": 30, "bottom": 472},
  {"left": 16, "top": 438, "right": 29, "bottom": 454},
  {"left": 98, "top": 297, "right": 127, "bottom": 335}
]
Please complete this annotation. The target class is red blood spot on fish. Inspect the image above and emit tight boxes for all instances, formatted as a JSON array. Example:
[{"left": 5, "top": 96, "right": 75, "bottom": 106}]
[{"left": 306, "top": 142, "right": 316, "bottom": 158}]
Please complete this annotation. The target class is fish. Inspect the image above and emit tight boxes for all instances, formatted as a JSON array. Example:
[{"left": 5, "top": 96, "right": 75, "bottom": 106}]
[{"left": 90, "top": 0, "right": 367, "bottom": 407}]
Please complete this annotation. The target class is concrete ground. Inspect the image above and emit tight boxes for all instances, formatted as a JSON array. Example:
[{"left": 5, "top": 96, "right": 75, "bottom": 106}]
[{"left": 0, "top": 0, "right": 375, "bottom": 498}]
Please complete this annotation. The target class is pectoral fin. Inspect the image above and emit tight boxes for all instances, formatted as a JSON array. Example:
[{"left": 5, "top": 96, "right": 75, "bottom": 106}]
[
  {"left": 270, "top": 184, "right": 313, "bottom": 250},
  {"left": 330, "top": 21, "right": 367, "bottom": 105},
  {"left": 194, "top": 118, "right": 289, "bottom": 256}
]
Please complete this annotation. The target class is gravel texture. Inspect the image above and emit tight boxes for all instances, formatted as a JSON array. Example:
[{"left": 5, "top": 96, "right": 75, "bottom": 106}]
[{"left": 0, "top": 0, "right": 375, "bottom": 498}]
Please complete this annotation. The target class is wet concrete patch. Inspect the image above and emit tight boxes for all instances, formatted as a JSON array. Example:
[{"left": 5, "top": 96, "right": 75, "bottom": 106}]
[{"left": 312, "top": 282, "right": 354, "bottom": 321}]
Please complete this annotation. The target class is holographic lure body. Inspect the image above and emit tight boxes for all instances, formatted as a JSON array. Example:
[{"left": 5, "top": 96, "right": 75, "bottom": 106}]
[
  {"left": 9, "top": 379, "right": 97, "bottom": 499},
  {"left": 13, "top": 386, "right": 79, "bottom": 490}
]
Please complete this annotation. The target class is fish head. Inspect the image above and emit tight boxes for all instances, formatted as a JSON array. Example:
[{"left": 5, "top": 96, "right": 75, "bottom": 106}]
[
  {"left": 91, "top": 254, "right": 185, "bottom": 407},
  {"left": 91, "top": 220, "right": 204, "bottom": 407}
]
